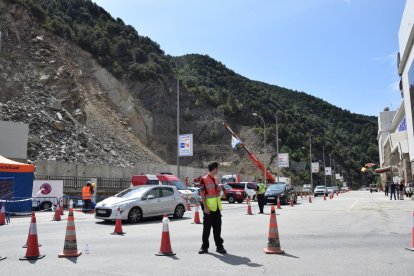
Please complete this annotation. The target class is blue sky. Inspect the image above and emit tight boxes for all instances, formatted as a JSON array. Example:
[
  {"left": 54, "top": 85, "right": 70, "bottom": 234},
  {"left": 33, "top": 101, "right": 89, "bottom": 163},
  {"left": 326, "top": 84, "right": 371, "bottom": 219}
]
[{"left": 94, "top": 0, "right": 406, "bottom": 116}]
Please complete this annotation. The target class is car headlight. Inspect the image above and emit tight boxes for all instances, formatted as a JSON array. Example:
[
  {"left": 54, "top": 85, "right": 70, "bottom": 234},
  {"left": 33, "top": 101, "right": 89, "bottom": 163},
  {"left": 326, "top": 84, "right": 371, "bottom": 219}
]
[{"left": 280, "top": 193, "right": 284, "bottom": 197}]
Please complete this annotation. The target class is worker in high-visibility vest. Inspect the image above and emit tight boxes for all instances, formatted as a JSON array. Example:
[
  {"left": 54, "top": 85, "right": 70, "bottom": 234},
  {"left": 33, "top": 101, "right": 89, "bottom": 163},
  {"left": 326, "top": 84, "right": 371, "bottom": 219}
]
[
  {"left": 199, "top": 162, "right": 227, "bottom": 255},
  {"left": 256, "top": 179, "right": 267, "bottom": 214},
  {"left": 82, "top": 181, "right": 92, "bottom": 211}
]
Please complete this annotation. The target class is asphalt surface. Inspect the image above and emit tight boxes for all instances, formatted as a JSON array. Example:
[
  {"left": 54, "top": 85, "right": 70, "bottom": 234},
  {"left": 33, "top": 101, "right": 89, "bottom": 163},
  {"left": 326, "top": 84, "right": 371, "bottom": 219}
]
[{"left": 0, "top": 191, "right": 413, "bottom": 276}]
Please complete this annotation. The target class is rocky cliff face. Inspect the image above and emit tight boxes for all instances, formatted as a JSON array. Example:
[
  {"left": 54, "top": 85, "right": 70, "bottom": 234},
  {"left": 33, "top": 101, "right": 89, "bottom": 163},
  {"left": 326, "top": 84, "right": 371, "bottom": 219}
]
[{"left": 0, "top": 1, "right": 164, "bottom": 166}]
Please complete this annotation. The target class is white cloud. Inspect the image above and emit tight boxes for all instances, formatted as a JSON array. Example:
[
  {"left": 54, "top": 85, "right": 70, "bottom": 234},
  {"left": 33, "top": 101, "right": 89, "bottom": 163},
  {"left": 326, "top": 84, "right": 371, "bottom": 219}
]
[
  {"left": 389, "top": 79, "right": 400, "bottom": 92},
  {"left": 343, "top": 0, "right": 351, "bottom": 4},
  {"left": 373, "top": 51, "right": 398, "bottom": 65}
]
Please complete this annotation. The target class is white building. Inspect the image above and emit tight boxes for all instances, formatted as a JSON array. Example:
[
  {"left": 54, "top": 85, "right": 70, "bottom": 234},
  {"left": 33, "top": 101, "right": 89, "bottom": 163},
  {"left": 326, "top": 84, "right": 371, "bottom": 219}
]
[{"left": 397, "top": 0, "right": 414, "bottom": 181}]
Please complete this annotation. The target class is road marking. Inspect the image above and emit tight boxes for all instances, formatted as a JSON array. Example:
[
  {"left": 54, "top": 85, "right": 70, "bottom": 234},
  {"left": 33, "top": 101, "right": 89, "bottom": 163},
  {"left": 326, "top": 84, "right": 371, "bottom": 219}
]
[{"left": 347, "top": 200, "right": 359, "bottom": 212}]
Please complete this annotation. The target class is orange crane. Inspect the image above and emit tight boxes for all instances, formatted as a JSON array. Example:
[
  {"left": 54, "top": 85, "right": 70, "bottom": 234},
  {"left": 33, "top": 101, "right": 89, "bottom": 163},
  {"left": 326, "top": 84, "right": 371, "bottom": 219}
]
[{"left": 222, "top": 122, "right": 275, "bottom": 183}]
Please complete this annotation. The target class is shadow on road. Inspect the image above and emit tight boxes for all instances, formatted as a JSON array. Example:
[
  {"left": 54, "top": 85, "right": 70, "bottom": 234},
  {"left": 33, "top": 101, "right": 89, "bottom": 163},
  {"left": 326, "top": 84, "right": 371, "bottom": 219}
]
[
  {"left": 209, "top": 253, "right": 263, "bottom": 267},
  {"left": 95, "top": 216, "right": 191, "bottom": 226},
  {"left": 281, "top": 253, "right": 300, "bottom": 259}
]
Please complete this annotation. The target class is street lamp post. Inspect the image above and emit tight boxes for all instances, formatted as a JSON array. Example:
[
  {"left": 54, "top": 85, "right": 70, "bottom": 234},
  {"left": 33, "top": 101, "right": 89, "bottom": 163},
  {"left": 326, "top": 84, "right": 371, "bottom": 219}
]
[
  {"left": 301, "top": 136, "right": 313, "bottom": 190},
  {"left": 323, "top": 146, "right": 327, "bottom": 187},
  {"left": 329, "top": 153, "right": 332, "bottom": 185},
  {"left": 275, "top": 116, "right": 279, "bottom": 183},
  {"left": 253, "top": 113, "right": 266, "bottom": 187},
  {"left": 176, "top": 79, "right": 180, "bottom": 179}
]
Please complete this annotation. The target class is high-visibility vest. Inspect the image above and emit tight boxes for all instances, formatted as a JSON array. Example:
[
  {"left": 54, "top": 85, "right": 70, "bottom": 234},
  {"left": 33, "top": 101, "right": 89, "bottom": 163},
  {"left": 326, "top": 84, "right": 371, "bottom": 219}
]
[
  {"left": 257, "top": 183, "right": 266, "bottom": 194},
  {"left": 82, "top": 186, "right": 91, "bottom": 200},
  {"left": 202, "top": 174, "right": 222, "bottom": 212}
]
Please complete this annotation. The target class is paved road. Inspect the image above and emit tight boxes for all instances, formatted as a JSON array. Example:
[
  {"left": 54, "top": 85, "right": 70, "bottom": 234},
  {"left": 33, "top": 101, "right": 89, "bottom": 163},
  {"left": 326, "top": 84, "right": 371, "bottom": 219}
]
[{"left": 0, "top": 192, "right": 413, "bottom": 276}]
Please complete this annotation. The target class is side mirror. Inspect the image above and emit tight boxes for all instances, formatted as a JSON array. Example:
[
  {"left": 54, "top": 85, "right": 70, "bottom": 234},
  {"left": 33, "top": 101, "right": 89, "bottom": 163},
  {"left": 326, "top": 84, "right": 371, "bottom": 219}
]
[{"left": 147, "top": 195, "right": 155, "bottom": 200}]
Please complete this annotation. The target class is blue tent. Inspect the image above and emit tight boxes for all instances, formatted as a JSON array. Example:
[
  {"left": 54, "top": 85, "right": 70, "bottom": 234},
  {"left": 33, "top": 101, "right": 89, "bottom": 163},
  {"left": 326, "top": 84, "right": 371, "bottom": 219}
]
[{"left": 0, "top": 155, "right": 34, "bottom": 213}]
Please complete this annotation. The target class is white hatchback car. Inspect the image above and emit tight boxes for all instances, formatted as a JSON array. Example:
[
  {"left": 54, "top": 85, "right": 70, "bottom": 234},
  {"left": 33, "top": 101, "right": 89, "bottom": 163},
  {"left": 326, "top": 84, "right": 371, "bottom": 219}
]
[{"left": 95, "top": 185, "right": 186, "bottom": 223}]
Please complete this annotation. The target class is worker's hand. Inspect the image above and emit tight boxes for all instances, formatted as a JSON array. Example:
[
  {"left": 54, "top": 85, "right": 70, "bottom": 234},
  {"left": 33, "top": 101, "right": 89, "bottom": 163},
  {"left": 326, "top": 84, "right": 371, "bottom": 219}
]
[{"left": 204, "top": 208, "right": 210, "bottom": 215}]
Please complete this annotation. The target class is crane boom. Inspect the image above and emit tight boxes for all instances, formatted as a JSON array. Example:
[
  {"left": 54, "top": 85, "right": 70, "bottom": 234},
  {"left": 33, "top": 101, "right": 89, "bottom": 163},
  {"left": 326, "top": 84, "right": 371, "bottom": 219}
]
[{"left": 222, "top": 122, "right": 275, "bottom": 183}]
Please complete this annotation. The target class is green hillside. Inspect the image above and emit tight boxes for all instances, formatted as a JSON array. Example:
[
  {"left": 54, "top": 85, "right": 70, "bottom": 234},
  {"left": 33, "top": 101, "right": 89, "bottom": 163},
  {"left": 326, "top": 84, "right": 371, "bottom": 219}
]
[{"left": 11, "top": 0, "right": 378, "bottom": 186}]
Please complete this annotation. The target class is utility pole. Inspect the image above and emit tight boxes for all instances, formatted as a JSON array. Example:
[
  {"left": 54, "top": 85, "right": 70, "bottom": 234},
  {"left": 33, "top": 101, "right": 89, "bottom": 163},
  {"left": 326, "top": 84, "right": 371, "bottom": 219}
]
[
  {"left": 329, "top": 153, "right": 332, "bottom": 185},
  {"left": 177, "top": 79, "right": 180, "bottom": 178},
  {"left": 309, "top": 136, "right": 313, "bottom": 190},
  {"left": 323, "top": 146, "right": 327, "bottom": 187},
  {"left": 333, "top": 159, "right": 336, "bottom": 185},
  {"left": 275, "top": 115, "right": 279, "bottom": 183}
]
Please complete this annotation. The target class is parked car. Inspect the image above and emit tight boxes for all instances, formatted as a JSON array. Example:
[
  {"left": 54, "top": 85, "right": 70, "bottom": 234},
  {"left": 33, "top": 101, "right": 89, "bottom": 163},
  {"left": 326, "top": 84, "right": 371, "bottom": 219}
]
[
  {"left": 327, "top": 187, "right": 334, "bottom": 194},
  {"left": 264, "top": 183, "right": 297, "bottom": 205},
  {"left": 369, "top": 183, "right": 378, "bottom": 192},
  {"left": 227, "top": 182, "right": 258, "bottom": 201},
  {"left": 302, "top": 184, "right": 312, "bottom": 192},
  {"left": 405, "top": 182, "right": 413, "bottom": 197},
  {"left": 332, "top": 186, "right": 339, "bottom": 193},
  {"left": 187, "top": 187, "right": 201, "bottom": 203},
  {"left": 95, "top": 185, "right": 186, "bottom": 223},
  {"left": 314, "top": 186, "right": 328, "bottom": 197},
  {"left": 219, "top": 184, "right": 246, "bottom": 204}
]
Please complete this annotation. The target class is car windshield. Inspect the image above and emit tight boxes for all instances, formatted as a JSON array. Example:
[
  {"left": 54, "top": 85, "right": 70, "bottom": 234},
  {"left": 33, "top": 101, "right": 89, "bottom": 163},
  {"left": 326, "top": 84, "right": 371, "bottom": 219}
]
[
  {"left": 316, "top": 186, "right": 326, "bottom": 190},
  {"left": 268, "top": 184, "right": 286, "bottom": 192},
  {"left": 114, "top": 186, "right": 148, "bottom": 199},
  {"left": 223, "top": 184, "right": 232, "bottom": 190},
  {"left": 171, "top": 180, "right": 187, "bottom": 190},
  {"left": 222, "top": 178, "right": 236, "bottom": 183}
]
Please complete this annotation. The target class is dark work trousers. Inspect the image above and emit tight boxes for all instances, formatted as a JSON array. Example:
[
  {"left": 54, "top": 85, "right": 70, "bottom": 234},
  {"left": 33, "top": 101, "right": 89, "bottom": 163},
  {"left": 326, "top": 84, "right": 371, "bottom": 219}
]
[
  {"left": 385, "top": 187, "right": 389, "bottom": 196},
  {"left": 390, "top": 190, "right": 396, "bottom": 200},
  {"left": 257, "top": 194, "right": 265, "bottom": 213},
  {"left": 83, "top": 199, "right": 91, "bottom": 210},
  {"left": 202, "top": 209, "right": 224, "bottom": 250}
]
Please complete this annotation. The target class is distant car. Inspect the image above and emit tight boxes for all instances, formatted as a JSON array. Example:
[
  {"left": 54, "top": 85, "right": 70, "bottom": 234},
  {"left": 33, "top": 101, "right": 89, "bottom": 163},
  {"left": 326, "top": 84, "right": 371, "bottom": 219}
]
[
  {"left": 405, "top": 182, "right": 413, "bottom": 197},
  {"left": 227, "top": 182, "right": 258, "bottom": 201},
  {"left": 369, "top": 184, "right": 378, "bottom": 192},
  {"left": 264, "top": 183, "right": 297, "bottom": 205},
  {"left": 327, "top": 187, "right": 334, "bottom": 194},
  {"left": 332, "top": 186, "right": 339, "bottom": 193},
  {"left": 302, "top": 184, "right": 312, "bottom": 192},
  {"left": 95, "top": 185, "right": 186, "bottom": 223},
  {"left": 187, "top": 187, "right": 201, "bottom": 203},
  {"left": 220, "top": 184, "right": 246, "bottom": 204},
  {"left": 314, "top": 186, "right": 328, "bottom": 197}
]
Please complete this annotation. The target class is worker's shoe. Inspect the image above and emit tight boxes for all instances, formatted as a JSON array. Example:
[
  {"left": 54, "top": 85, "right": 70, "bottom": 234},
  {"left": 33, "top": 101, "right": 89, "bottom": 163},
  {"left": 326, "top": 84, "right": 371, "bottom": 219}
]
[
  {"left": 216, "top": 247, "right": 227, "bottom": 254},
  {"left": 198, "top": 248, "right": 208, "bottom": 254}
]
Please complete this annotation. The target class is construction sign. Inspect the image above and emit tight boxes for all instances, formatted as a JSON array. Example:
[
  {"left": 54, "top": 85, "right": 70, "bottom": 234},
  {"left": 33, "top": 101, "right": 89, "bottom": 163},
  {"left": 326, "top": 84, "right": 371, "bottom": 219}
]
[{"left": 179, "top": 134, "right": 193, "bottom": 157}]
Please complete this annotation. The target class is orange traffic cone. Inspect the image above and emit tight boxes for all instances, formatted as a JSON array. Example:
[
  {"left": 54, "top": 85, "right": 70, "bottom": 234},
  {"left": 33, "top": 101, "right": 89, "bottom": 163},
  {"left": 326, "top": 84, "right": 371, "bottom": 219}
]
[
  {"left": 264, "top": 206, "right": 285, "bottom": 254},
  {"left": 289, "top": 196, "right": 294, "bottom": 207},
  {"left": 192, "top": 202, "right": 202, "bottom": 224},
  {"left": 53, "top": 203, "right": 62, "bottom": 221},
  {"left": 60, "top": 199, "right": 65, "bottom": 215},
  {"left": 20, "top": 212, "right": 45, "bottom": 260},
  {"left": 111, "top": 207, "right": 125, "bottom": 235},
  {"left": 323, "top": 194, "right": 326, "bottom": 200},
  {"left": 59, "top": 200, "right": 82, "bottom": 258},
  {"left": 309, "top": 195, "right": 312, "bottom": 203},
  {"left": 156, "top": 214, "right": 176, "bottom": 256},
  {"left": 247, "top": 196, "right": 253, "bottom": 215},
  {"left": 277, "top": 196, "right": 282, "bottom": 209},
  {"left": 405, "top": 211, "right": 414, "bottom": 251},
  {"left": 0, "top": 202, "right": 5, "bottom": 226},
  {"left": 23, "top": 226, "right": 42, "bottom": 248}
]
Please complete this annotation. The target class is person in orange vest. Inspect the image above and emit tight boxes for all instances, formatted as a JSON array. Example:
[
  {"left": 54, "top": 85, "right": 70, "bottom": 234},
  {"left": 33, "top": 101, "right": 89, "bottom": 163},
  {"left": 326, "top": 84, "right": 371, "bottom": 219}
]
[
  {"left": 199, "top": 162, "right": 226, "bottom": 255},
  {"left": 82, "top": 181, "right": 92, "bottom": 211}
]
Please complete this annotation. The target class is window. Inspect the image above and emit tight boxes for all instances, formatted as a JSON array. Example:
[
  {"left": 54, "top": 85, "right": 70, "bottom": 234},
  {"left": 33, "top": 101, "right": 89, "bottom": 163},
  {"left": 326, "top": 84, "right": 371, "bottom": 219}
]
[
  {"left": 161, "top": 187, "right": 174, "bottom": 197},
  {"left": 144, "top": 188, "right": 160, "bottom": 199}
]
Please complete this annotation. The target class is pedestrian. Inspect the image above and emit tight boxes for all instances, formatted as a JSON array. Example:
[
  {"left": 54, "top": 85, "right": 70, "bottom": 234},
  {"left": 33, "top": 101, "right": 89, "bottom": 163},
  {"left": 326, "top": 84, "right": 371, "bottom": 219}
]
[
  {"left": 198, "top": 162, "right": 226, "bottom": 255},
  {"left": 390, "top": 181, "right": 397, "bottom": 200},
  {"left": 256, "top": 178, "right": 266, "bottom": 214},
  {"left": 396, "top": 182, "right": 400, "bottom": 200},
  {"left": 399, "top": 180, "right": 405, "bottom": 200},
  {"left": 82, "top": 181, "right": 93, "bottom": 211},
  {"left": 384, "top": 182, "right": 389, "bottom": 196}
]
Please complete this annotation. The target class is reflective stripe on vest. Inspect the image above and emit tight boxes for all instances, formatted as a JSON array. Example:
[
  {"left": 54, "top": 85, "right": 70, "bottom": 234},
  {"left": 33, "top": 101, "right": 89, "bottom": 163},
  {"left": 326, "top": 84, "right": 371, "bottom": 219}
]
[
  {"left": 82, "top": 186, "right": 91, "bottom": 200},
  {"left": 202, "top": 175, "right": 222, "bottom": 212}
]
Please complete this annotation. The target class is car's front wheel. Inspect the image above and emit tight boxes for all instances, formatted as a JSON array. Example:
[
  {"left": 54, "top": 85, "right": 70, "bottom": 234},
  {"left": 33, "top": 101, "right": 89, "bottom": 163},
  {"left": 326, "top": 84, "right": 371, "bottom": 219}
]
[
  {"left": 128, "top": 207, "right": 142, "bottom": 223},
  {"left": 173, "top": 204, "right": 185, "bottom": 219},
  {"left": 227, "top": 195, "right": 235, "bottom": 204},
  {"left": 40, "top": 201, "right": 52, "bottom": 210}
]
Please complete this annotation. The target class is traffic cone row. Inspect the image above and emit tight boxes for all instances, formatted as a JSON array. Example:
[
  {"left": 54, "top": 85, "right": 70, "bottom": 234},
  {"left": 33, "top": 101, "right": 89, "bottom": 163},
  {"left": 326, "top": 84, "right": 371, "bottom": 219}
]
[
  {"left": 20, "top": 212, "right": 45, "bottom": 260},
  {"left": 192, "top": 202, "right": 202, "bottom": 224},
  {"left": 59, "top": 200, "right": 82, "bottom": 258},
  {"left": 156, "top": 214, "right": 175, "bottom": 256},
  {"left": 0, "top": 202, "right": 6, "bottom": 226},
  {"left": 264, "top": 206, "right": 285, "bottom": 254},
  {"left": 111, "top": 207, "right": 126, "bottom": 235},
  {"left": 246, "top": 196, "right": 253, "bottom": 215},
  {"left": 289, "top": 196, "right": 294, "bottom": 207}
]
